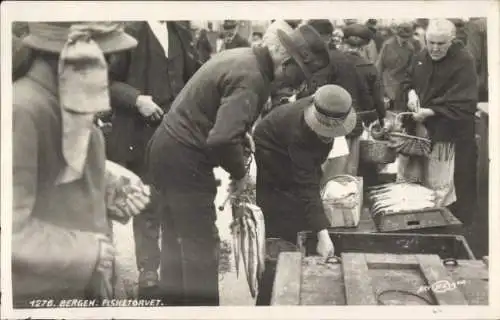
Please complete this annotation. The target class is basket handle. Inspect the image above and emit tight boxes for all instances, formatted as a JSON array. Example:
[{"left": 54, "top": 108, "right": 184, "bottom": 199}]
[
  {"left": 387, "top": 131, "right": 431, "bottom": 143},
  {"left": 395, "top": 112, "right": 414, "bottom": 122},
  {"left": 332, "top": 174, "right": 358, "bottom": 183}
]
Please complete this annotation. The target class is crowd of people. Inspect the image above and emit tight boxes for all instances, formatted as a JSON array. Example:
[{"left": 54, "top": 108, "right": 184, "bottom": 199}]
[{"left": 11, "top": 17, "right": 488, "bottom": 307}]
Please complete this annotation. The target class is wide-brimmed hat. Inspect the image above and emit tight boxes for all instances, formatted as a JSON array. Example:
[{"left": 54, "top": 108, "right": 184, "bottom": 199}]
[
  {"left": 23, "top": 22, "right": 137, "bottom": 54},
  {"left": 276, "top": 24, "right": 330, "bottom": 81},
  {"left": 304, "top": 84, "right": 356, "bottom": 138}
]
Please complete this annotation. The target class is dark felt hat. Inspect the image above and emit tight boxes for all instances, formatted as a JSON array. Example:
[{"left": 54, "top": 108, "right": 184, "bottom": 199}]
[
  {"left": 342, "top": 23, "right": 373, "bottom": 46},
  {"left": 222, "top": 20, "right": 238, "bottom": 30},
  {"left": 276, "top": 24, "right": 331, "bottom": 80},
  {"left": 308, "top": 19, "right": 334, "bottom": 36}
]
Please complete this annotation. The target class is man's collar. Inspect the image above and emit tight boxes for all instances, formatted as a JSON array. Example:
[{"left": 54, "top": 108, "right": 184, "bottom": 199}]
[
  {"left": 252, "top": 46, "right": 275, "bottom": 83},
  {"left": 26, "top": 57, "right": 58, "bottom": 96}
]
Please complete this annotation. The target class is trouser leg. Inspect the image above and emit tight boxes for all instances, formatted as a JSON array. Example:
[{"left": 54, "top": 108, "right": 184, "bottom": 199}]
[{"left": 167, "top": 192, "right": 220, "bottom": 306}]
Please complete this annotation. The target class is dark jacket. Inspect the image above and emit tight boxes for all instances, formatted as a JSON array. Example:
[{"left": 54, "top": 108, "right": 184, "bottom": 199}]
[
  {"left": 152, "top": 46, "right": 274, "bottom": 181},
  {"left": 254, "top": 97, "right": 332, "bottom": 234},
  {"left": 12, "top": 58, "right": 108, "bottom": 303},
  {"left": 107, "top": 21, "right": 201, "bottom": 165},
  {"left": 345, "top": 51, "right": 386, "bottom": 123},
  {"left": 297, "top": 48, "right": 372, "bottom": 137},
  {"left": 376, "top": 36, "right": 421, "bottom": 105},
  {"left": 399, "top": 42, "right": 478, "bottom": 142},
  {"left": 222, "top": 33, "right": 250, "bottom": 50}
]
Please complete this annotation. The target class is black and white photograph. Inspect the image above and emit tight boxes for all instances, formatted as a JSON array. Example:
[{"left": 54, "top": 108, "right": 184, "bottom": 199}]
[{"left": 1, "top": 1, "right": 499, "bottom": 319}]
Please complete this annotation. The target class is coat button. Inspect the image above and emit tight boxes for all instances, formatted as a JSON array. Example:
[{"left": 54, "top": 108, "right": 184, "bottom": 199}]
[{"left": 129, "top": 146, "right": 134, "bottom": 151}]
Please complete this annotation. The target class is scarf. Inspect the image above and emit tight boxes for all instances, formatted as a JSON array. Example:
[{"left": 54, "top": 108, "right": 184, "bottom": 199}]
[{"left": 56, "top": 23, "right": 115, "bottom": 184}]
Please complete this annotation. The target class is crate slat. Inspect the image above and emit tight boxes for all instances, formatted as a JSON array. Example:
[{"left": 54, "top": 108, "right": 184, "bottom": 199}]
[{"left": 270, "top": 252, "right": 302, "bottom": 305}]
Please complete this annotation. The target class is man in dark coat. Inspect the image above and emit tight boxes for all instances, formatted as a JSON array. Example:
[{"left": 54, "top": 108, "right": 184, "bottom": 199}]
[
  {"left": 399, "top": 19, "right": 478, "bottom": 225},
  {"left": 254, "top": 84, "right": 356, "bottom": 249},
  {"left": 145, "top": 25, "right": 330, "bottom": 306},
  {"left": 376, "top": 22, "right": 422, "bottom": 111},
  {"left": 106, "top": 20, "right": 201, "bottom": 296},
  {"left": 339, "top": 23, "right": 386, "bottom": 183},
  {"left": 219, "top": 20, "right": 250, "bottom": 51}
]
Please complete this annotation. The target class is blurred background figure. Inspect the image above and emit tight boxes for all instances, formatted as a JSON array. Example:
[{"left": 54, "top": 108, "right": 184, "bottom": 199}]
[
  {"left": 307, "top": 19, "right": 334, "bottom": 48},
  {"left": 465, "top": 17, "right": 488, "bottom": 102},
  {"left": 331, "top": 27, "right": 344, "bottom": 49},
  {"left": 195, "top": 28, "right": 213, "bottom": 63},
  {"left": 361, "top": 19, "right": 379, "bottom": 64},
  {"left": 219, "top": 20, "right": 250, "bottom": 51},
  {"left": 251, "top": 31, "right": 264, "bottom": 48},
  {"left": 376, "top": 21, "right": 422, "bottom": 111}
]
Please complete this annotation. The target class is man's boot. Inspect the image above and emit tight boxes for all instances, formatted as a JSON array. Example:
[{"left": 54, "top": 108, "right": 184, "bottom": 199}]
[{"left": 138, "top": 269, "right": 160, "bottom": 299}]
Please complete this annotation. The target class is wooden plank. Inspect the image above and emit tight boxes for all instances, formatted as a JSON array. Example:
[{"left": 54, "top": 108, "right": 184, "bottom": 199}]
[
  {"left": 301, "top": 256, "right": 345, "bottom": 305},
  {"left": 271, "top": 252, "right": 302, "bottom": 305},
  {"left": 416, "top": 254, "right": 468, "bottom": 305},
  {"left": 365, "top": 253, "right": 419, "bottom": 269},
  {"left": 445, "top": 260, "right": 489, "bottom": 280},
  {"left": 342, "top": 253, "right": 377, "bottom": 305}
]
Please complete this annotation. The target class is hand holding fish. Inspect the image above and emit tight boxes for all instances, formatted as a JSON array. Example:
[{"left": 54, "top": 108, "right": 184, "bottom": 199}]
[{"left": 105, "top": 160, "right": 151, "bottom": 223}]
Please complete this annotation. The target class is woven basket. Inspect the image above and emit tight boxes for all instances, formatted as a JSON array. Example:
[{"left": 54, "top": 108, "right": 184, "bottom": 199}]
[
  {"left": 321, "top": 175, "right": 362, "bottom": 228},
  {"left": 388, "top": 112, "right": 432, "bottom": 157},
  {"left": 360, "top": 122, "right": 396, "bottom": 165}
]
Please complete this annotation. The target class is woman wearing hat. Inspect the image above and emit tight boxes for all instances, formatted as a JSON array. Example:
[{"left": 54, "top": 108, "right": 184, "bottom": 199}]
[
  {"left": 254, "top": 84, "right": 356, "bottom": 258},
  {"left": 12, "top": 22, "right": 149, "bottom": 306}
]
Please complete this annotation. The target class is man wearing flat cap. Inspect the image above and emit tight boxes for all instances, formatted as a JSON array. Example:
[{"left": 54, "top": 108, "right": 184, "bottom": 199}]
[
  {"left": 219, "top": 20, "right": 250, "bottom": 51},
  {"left": 376, "top": 22, "right": 422, "bottom": 111},
  {"left": 145, "top": 23, "right": 329, "bottom": 306},
  {"left": 254, "top": 84, "right": 356, "bottom": 255},
  {"left": 12, "top": 22, "right": 150, "bottom": 306}
]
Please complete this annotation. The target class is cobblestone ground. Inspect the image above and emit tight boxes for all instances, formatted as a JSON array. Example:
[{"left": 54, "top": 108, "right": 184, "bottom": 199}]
[{"left": 112, "top": 163, "right": 258, "bottom": 305}]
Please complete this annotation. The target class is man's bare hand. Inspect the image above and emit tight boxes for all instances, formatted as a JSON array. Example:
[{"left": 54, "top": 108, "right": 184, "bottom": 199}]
[{"left": 136, "top": 95, "right": 164, "bottom": 121}]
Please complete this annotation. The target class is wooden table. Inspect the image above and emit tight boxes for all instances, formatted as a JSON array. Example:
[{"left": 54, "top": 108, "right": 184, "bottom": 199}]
[{"left": 271, "top": 252, "right": 488, "bottom": 306}]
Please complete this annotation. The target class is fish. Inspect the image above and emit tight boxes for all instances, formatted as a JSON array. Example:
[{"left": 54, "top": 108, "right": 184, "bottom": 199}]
[
  {"left": 240, "top": 214, "right": 250, "bottom": 291},
  {"left": 230, "top": 219, "right": 241, "bottom": 277},
  {"left": 230, "top": 199, "right": 266, "bottom": 297},
  {"left": 246, "top": 215, "right": 259, "bottom": 298}
]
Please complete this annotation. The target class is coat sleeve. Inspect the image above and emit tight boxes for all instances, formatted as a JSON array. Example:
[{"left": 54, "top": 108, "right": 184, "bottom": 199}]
[
  {"left": 428, "top": 55, "right": 478, "bottom": 120},
  {"left": 12, "top": 106, "right": 101, "bottom": 288},
  {"left": 108, "top": 51, "right": 141, "bottom": 111},
  {"left": 288, "top": 142, "right": 330, "bottom": 232},
  {"left": 206, "top": 74, "right": 262, "bottom": 180}
]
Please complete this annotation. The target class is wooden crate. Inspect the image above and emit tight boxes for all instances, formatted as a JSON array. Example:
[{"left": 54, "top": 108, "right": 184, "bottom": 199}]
[
  {"left": 271, "top": 252, "right": 488, "bottom": 306},
  {"left": 371, "top": 207, "right": 463, "bottom": 232},
  {"left": 297, "top": 231, "right": 476, "bottom": 260},
  {"left": 322, "top": 176, "right": 363, "bottom": 228}
]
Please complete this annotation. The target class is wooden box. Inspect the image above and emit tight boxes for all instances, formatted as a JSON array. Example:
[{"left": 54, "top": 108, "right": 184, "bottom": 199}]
[
  {"left": 297, "top": 231, "right": 476, "bottom": 260},
  {"left": 271, "top": 252, "right": 488, "bottom": 306},
  {"left": 321, "top": 176, "right": 363, "bottom": 228},
  {"left": 370, "top": 207, "right": 463, "bottom": 232}
]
